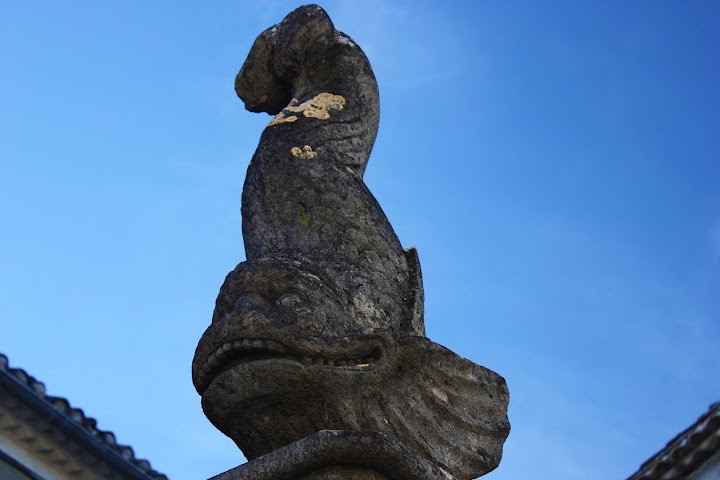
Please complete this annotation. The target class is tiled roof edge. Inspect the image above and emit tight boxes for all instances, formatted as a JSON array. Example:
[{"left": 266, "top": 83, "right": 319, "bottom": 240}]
[
  {"left": 0, "top": 353, "right": 169, "bottom": 480},
  {"left": 626, "top": 402, "right": 720, "bottom": 480}
]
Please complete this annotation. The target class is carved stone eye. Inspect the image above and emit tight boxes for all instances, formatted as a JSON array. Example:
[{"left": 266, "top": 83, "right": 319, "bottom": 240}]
[
  {"left": 275, "top": 293, "right": 302, "bottom": 308},
  {"left": 235, "top": 293, "right": 272, "bottom": 311}
]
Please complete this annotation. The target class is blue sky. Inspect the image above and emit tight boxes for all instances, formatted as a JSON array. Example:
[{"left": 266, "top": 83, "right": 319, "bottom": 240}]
[{"left": 1, "top": 1, "right": 718, "bottom": 479}]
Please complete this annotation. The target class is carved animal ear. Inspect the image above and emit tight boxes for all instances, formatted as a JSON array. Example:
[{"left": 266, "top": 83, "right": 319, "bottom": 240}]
[
  {"left": 393, "top": 336, "right": 510, "bottom": 479},
  {"left": 235, "top": 26, "right": 293, "bottom": 114}
]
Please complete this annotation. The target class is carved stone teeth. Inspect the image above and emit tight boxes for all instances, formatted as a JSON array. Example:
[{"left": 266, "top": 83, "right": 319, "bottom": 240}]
[
  {"left": 266, "top": 340, "right": 285, "bottom": 352},
  {"left": 202, "top": 338, "right": 377, "bottom": 374}
]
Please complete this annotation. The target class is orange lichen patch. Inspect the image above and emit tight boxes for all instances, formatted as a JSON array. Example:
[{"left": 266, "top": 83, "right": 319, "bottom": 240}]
[{"left": 291, "top": 145, "right": 317, "bottom": 159}]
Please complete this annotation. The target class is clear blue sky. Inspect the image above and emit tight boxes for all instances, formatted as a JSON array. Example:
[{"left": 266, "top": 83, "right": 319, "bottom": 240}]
[{"left": 1, "top": 1, "right": 718, "bottom": 479}]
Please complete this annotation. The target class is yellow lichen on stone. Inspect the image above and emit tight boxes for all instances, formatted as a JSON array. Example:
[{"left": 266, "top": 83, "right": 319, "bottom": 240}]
[
  {"left": 268, "top": 93, "right": 345, "bottom": 127},
  {"left": 288, "top": 92, "right": 345, "bottom": 119},
  {"left": 267, "top": 112, "right": 298, "bottom": 127},
  {"left": 291, "top": 145, "right": 317, "bottom": 159}
]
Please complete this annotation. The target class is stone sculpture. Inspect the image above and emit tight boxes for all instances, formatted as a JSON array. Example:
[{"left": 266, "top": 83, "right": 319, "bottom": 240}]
[{"left": 192, "top": 5, "right": 510, "bottom": 479}]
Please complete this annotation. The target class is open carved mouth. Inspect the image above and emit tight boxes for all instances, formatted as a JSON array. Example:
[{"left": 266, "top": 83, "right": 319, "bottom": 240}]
[{"left": 195, "top": 336, "right": 382, "bottom": 394}]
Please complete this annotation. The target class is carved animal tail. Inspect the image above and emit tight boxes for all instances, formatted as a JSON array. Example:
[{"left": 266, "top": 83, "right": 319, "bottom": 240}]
[
  {"left": 235, "top": 5, "right": 424, "bottom": 337},
  {"left": 235, "top": 4, "right": 379, "bottom": 176}
]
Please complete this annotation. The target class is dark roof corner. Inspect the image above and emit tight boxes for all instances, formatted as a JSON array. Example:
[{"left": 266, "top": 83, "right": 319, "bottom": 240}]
[
  {"left": 626, "top": 402, "right": 720, "bottom": 480},
  {"left": 0, "top": 353, "right": 168, "bottom": 480}
]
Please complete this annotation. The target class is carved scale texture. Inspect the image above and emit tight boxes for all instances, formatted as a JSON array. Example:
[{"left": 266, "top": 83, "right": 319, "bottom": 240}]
[{"left": 236, "top": 5, "right": 413, "bottom": 337}]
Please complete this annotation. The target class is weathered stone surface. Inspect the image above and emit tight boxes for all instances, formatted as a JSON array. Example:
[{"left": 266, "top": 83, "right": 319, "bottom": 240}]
[
  {"left": 209, "top": 430, "right": 449, "bottom": 480},
  {"left": 193, "top": 5, "right": 510, "bottom": 479},
  {"left": 235, "top": 4, "right": 417, "bottom": 339}
]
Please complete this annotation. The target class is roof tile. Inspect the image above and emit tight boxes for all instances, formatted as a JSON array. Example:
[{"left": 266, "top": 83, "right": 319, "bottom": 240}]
[{"left": 0, "top": 353, "right": 168, "bottom": 480}]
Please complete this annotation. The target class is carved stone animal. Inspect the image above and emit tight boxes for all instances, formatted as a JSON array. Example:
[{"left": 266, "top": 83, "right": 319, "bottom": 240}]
[
  {"left": 192, "top": 6, "right": 510, "bottom": 479},
  {"left": 236, "top": 4, "right": 421, "bottom": 338}
]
